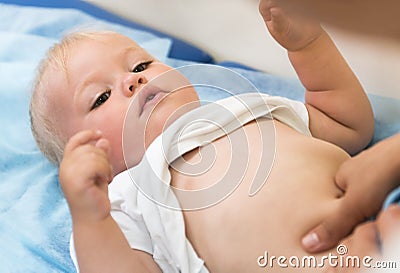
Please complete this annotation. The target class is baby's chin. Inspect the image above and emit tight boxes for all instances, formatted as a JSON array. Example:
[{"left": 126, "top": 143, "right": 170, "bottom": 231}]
[{"left": 145, "top": 92, "right": 200, "bottom": 131}]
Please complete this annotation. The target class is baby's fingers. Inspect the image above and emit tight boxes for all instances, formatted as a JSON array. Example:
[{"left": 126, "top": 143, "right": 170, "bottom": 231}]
[
  {"left": 259, "top": 0, "right": 278, "bottom": 21},
  {"left": 60, "top": 130, "right": 112, "bottom": 191},
  {"left": 95, "top": 137, "right": 111, "bottom": 156},
  {"left": 268, "top": 7, "right": 290, "bottom": 34},
  {"left": 64, "top": 130, "right": 103, "bottom": 155},
  {"left": 86, "top": 150, "right": 113, "bottom": 183}
]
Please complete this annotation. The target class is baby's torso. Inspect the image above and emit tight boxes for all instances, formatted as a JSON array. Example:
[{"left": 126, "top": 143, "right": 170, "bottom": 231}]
[
  {"left": 170, "top": 118, "right": 349, "bottom": 273},
  {"left": 110, "top": 93, "right": 351, "bottom": 273}
]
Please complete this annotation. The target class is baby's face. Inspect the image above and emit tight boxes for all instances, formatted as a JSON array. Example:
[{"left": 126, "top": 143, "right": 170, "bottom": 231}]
[{"left": 46, "top": 33, "right": 199, "bottom": 176}]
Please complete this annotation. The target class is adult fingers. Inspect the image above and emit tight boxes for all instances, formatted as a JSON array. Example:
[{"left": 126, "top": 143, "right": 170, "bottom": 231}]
[{"left": 302, "top": 200, "right": 365, "bottom": 253}]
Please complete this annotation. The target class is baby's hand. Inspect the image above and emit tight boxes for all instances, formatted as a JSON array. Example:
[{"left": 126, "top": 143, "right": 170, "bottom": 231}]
[
  {"left": 259, "top": 0, "right": 323, "bottom": 51},
  {"left": 59, "top": 130, "right": 113, "bottom": 223}
]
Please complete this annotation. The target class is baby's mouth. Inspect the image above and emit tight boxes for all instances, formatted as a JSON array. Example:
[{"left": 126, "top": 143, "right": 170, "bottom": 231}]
[
  {"left": 139, "top": 86, "right": 168, "bottom": 116},
  {"left": 145, "top": 94, "right": 155, "bottom": 101}
]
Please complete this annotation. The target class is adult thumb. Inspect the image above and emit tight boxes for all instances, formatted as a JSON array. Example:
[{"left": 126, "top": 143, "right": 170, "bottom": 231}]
[{"left": 301, "top": 208, "right": 361, "bottom": 253}]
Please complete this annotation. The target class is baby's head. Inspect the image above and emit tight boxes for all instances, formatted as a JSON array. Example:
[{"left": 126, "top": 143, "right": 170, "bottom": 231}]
[{"left": 30, "top": 31, "right": 199, "bottom": 176}]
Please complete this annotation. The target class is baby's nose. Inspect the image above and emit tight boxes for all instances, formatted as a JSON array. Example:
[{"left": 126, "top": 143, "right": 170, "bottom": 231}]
[
  {"left": 124, "top": 75, "right": 148, "bottom": 95},
  {"left": 128, "top": 77, "right": 146, "bottom": 92}
]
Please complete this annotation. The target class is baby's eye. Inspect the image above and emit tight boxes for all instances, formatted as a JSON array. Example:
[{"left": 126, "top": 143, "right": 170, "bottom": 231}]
[
  {"left": 91, "top": 90, "right": 111, "bottom": 110},
  {"left": 131, "top": 61, "right": 152, "bottom": 73}
]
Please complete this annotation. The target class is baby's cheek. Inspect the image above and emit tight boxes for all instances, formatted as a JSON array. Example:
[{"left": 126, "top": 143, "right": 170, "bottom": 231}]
[{"left": 144, "top": 112, "right": 165, "bottom": 148}]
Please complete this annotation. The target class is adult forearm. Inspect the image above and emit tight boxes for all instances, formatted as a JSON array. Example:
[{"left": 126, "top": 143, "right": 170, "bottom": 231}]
[{"left": 367, "top": 134, "right": 400, "bottom": 186}]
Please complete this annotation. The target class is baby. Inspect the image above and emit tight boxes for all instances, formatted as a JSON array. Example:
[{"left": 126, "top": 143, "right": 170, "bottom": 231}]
[{"left": 30, "top": 1, "right": 375, "bottom": 273}]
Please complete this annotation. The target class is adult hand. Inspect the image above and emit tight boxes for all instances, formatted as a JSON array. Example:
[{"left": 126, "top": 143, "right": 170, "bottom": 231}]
[
  {"left": 302, "top": 134, "right": 400, "bottom": 253},
  {"left": 324, "top": 205, "right": 400, "bottom": 273}
]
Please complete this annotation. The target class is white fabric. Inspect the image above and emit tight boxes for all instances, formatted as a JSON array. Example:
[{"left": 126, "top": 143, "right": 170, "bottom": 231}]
[{"left": 70, "top": 93, "right": 310, "bottom": 272}]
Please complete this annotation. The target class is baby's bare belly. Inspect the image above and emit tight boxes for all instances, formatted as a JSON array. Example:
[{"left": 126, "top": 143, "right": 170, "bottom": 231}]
[{"left": 170, "top": 119, "right": 350, "bottom": 273}]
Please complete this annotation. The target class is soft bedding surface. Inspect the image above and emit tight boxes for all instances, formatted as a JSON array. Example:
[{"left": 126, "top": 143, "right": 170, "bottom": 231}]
[{"left": 0, "top": 3, "right": 399, "bottom": 273}]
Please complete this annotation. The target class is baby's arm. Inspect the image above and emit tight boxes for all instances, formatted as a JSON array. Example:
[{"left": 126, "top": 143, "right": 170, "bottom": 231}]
[
  {"left": 260, "top": 0, "right": 374, "bottom": 155},
  {"left": 59, "top": 130, "right": 160, "bottom": 273},
  {"left": 260, "top": 0, "right": 382, "bottom": 254}
]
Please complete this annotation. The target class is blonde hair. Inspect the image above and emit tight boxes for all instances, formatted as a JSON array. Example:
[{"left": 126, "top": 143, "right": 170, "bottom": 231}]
[{"left": 30, "top": 30, "right": 118, "bottom": 165}]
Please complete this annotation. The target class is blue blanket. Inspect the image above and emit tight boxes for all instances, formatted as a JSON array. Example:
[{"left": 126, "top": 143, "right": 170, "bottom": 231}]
[{"left": 0, "top": 3, "right": 399, "bottom": 273}]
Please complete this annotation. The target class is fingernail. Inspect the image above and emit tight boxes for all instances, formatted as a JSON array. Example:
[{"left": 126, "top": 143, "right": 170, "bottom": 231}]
[{"left": 302, "top": 232, "right": 320, "bottom": 249}]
